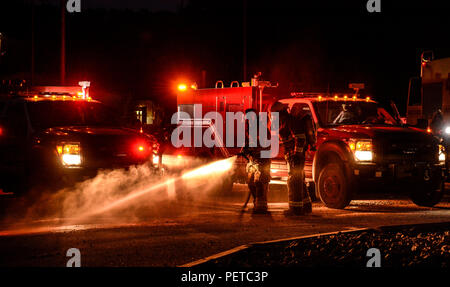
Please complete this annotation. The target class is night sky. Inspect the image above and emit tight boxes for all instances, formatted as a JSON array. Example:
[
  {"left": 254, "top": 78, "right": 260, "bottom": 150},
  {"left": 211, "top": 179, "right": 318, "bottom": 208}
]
[{"left": 0, "top": 0, "right": 449, "bottom": 116}]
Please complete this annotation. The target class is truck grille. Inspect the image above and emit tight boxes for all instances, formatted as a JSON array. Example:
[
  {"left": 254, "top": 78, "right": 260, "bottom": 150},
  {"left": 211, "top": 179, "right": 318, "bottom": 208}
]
[{"left": 375, "top": 139, "right": 436, "bottom": 163}]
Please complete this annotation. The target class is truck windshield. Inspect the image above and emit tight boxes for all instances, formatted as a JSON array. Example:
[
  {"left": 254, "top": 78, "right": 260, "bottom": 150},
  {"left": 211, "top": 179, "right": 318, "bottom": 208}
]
[
  {"left": 313, "top": 101, "right": 398, "bottom": 127},
  {"left": 27, "top": 101, "right": 118, "bottom": 129}
]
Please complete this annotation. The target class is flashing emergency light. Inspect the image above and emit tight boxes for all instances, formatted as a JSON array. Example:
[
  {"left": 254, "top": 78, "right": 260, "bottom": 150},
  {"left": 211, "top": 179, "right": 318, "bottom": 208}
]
[
  {"left": 133, "top": 142, "right": 152, "bottom": 158},
  {"left": 427, "top": 127, "right": 432, "bottom": 133},
  {"left": 366, "top": 97, "right": 371, "bottom": 102},
  {"left": 178, "top": 84, "right": 187, "bottom": 91}
]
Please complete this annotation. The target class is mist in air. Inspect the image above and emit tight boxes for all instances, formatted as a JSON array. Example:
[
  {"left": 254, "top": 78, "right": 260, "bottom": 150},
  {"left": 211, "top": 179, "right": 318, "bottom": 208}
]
[{"left": 0, "top": 156, "right": 236, "bottom": 233}]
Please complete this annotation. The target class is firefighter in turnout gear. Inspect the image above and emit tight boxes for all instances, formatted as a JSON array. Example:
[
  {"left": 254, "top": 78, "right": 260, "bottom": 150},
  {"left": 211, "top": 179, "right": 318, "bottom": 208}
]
[
  {"left": 240, "top": 109, "right": 271, "bottom": 215},
  {"left": 270, "top": 101, "right": 316, "bottom": 216}
]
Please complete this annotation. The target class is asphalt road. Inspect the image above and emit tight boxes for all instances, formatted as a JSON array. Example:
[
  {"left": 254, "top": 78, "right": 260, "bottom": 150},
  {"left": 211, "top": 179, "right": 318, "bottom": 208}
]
[{"left": 0, "top": 184, "right": 449, "bottom": 267}]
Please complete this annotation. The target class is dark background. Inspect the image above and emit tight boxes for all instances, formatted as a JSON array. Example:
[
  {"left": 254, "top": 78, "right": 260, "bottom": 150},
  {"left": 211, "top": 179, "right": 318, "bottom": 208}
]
[{"left": 0, "top": 0, "right": 449, "bottom": 115}]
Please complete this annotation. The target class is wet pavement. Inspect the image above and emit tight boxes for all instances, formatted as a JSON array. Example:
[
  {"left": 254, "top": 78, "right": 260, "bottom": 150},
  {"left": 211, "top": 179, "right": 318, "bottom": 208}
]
[{"left": 0, "top": 184, "right": 449, "bottom": 266}]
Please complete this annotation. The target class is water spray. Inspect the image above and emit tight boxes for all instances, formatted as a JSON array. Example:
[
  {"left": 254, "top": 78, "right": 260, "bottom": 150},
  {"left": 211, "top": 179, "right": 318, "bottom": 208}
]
[{"left": 71, "top": 156, "right": 237, "bottom": 221}]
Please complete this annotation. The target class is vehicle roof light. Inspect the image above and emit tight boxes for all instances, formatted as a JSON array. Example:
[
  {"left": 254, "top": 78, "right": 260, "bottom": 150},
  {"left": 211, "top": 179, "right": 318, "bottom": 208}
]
[
  {"left": 334, "top": 95, "right": 338, "bottom": 101},
  {"left": 178, "top": 84, "right": 187, "bottom": 92},
  {"left": 366, "top": 96, "right": 371, "bottom": 102}
]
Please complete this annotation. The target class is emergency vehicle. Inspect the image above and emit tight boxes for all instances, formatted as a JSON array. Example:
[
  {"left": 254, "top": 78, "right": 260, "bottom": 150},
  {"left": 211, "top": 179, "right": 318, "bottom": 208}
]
[
  {"left": 174, "top": 77, "right": 286, "bottom": 192},
  {"left": 0, "top": 83, "right": 160, "bottom": 195},
  {"left": 175, "top": 78, "right": 445, "bottom": 208}
]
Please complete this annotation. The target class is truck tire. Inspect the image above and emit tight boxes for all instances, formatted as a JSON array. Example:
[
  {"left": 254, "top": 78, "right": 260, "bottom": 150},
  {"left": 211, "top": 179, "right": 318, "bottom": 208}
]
[
  {"left": 317, "top": 162, "right": 352, "bottom": 209},
  {"left": 410, "top": 179, "right": 444, "bottom": 207}
]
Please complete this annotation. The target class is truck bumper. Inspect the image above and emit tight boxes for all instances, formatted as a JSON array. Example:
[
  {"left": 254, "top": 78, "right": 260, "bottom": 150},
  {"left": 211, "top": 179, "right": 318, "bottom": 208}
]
[{"left": 352, "top": 162, "right": 446, "bottom": 183}]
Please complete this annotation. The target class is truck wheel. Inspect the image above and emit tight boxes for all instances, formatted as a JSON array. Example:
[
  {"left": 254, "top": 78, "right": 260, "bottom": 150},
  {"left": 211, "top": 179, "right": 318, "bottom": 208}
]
[
  {"left": 410, "top": 180, "right": 444, "bottom": 207},
  {"left": 317, "top": 162, "right": 352, "bottom": 209}
]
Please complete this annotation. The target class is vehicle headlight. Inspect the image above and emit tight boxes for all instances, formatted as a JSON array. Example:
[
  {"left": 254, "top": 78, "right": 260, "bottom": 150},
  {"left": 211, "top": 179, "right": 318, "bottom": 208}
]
[
  {"left": 439, "top": 144, "right": 446, "bottom": 162},
  {"left": 349, "top": 139, "right": 373, "bottom": 162},
  {"left": 445, "top": 127, "right": 450, "bottom": 135},
  {"left": 152, "top": 154, "right": 160, "bottom": 165},
  {"left": 57, "top": 142, "right": 81, "bottom": 166}
]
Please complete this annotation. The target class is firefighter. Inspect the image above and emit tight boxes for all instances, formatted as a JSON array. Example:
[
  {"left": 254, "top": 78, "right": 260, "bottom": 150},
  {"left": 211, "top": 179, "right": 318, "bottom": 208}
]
[
  {"left": 270, "top": 101, "right": 316, "bottom": 216},
  {"left": 240, "top": 109, "right": 271, "bottom": 215}
]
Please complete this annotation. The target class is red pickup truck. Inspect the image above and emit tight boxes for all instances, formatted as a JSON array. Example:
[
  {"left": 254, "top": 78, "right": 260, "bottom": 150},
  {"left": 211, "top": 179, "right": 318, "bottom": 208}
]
[{"left": 273, "top": 95, "right": 445, "bottom": 209}]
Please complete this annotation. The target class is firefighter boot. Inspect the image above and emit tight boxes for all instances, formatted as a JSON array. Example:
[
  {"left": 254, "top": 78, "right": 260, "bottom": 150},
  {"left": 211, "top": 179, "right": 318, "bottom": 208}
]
[
  {"left": 252, "top": 182, "right": 270, "bottom": 215},
  {"left": 302, "top": 183, "right": 312, "bottom": 214},
  {"left": 303, "top": 201, "right": 312, "bottom": 214}
]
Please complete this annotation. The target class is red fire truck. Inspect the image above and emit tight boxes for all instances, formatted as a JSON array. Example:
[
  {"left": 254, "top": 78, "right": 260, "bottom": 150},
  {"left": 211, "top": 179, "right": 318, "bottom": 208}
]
[{"left": 173, "top": 77, "right": 288, "bottom": 192}]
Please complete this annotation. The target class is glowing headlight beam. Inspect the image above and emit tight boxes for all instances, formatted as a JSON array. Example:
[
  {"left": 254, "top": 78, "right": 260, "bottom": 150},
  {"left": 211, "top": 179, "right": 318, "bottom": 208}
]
[
  {"left": 62, "top": 154, "right": 81, "bottom": 166},
  {"left": 355, "top": 151, "right": 373, "bottom": 161},
  {"left": 349, "top": 139, "right": 373, "bottom": 162},
  {"left": 57, "top": 142, "right": 81, "bottom": 166}
]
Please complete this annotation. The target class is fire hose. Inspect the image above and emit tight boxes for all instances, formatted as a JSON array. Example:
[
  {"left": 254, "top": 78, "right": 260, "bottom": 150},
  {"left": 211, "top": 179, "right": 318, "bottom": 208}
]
[{"left": 236, "top": 152, "right": 253, "bottom": 214}]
